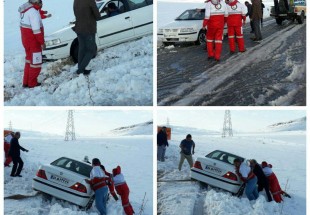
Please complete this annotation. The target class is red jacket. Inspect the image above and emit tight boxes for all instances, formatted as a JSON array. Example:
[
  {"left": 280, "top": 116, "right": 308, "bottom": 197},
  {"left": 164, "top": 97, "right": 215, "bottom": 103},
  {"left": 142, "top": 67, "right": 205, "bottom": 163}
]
[
  {"left": 203, "top": 0, "right": 228, "bottom": 29},
  {"left": 18, "top": 2, "right": 44, "bottom": 49},
  {"left": 227, "top": 0, "right": 247, "bottom": 27}
]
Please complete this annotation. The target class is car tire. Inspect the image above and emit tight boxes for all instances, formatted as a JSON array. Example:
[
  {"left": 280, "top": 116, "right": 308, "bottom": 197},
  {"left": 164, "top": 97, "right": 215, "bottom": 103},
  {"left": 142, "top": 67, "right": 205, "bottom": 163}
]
[
  {"left": 70, "top": 39, "right": 79, "bottom": 64},
  {"left": 163, "top": 42, "right": 174, "bottom": 47},
  {"left": 70, "top": 39, "right": 98, "bottom": 64},
  {"left": 195, "top": 30, "right": 206, "bottom": 45},
  {"left": 297, "top": 12, "right": 305, "bottom": 24},
  {"left": 276, "top": 17, "right": 283, "bottom": 25}
]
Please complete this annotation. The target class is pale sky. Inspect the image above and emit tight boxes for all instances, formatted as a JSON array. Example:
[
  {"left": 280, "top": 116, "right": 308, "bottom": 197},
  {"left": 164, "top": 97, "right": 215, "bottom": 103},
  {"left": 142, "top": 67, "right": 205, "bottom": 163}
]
[
  {"left": 4, "top": 110, "right": 152, "bottom": 136},
  {"left": 157, "top": 110, "right": 306, "bottom": 132}
]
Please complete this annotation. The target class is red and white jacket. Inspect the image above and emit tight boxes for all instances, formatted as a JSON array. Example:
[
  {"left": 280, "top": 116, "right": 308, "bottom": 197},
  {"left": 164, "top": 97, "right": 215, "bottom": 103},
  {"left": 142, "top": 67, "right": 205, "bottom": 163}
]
[
  {"left": 90, "top": 165, "right": 110, "bottom": 191},
  {"left": 203, "top": 0, "right": 228, "bottom": 29},
  {"left": 227, "top": 0, "right": 247, "bottom": 27},
  {"left": 18, "top": 2, "right": 44, "bottom": 48},
  {"left": 113, "top": 166, "right": 130, "bottom": 194}
]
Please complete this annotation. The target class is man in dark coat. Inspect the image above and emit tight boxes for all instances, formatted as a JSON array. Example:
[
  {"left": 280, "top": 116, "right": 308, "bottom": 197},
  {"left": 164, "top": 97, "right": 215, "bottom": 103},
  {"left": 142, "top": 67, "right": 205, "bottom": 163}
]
[
  {"left": 8, "top": 132, "right": 29, "bottom": 177},
  {"left": 73, "top": 0, "right": 101, "bottom": 75},
  {"left": 178, "top": 134, "right": 195, "bottom": 171},
  {"left": 249, "top": 0, "right": 262, "bottom": 41},
  {"left": 157, "top": 127, "right": 169, "bottom": 162},
  {"left": 245, "top": 1, "right": 254, "bottom": 33},
  {"left": 250, "top": 159, "right": 272, "bottom": 202}
]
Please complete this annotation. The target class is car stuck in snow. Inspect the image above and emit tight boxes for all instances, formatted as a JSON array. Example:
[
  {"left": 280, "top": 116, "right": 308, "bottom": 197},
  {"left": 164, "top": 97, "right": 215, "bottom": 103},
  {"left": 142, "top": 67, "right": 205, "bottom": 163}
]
[
  {"left": 43, "top": 0, "right": 153, "bottom": 62},
  {"left": 191, "top": 150, "right": 244, "bottom": 194},
  {"left": 32, "top": 157, "right": 94, "bottom": 209}
]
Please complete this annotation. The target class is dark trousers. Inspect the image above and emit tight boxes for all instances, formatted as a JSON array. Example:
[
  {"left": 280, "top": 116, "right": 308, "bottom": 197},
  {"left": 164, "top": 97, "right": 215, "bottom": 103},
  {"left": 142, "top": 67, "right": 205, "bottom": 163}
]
[
  {"left": 253, "top": 19, "right": 262, "bottom": 40},
  {"left": 77, "top": 33, "right": 97, "bottom": 73},
  {"left": 258, "top": 182, "right": 273, "bottom": 202},
  {"left": 11, "top": 157, "right": 24, "bottom": 176},
  {"left": 250, "top": 20, "right": 254, "bottom": 32}
]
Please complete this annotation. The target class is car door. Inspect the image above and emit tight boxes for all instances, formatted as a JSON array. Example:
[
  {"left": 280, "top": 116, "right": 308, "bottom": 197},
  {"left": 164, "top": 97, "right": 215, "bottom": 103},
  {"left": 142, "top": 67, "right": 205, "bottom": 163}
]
[
  {"left": 128, "top": 0, "right": 153, "bottom": 37},
  {"left": 97, "top": 0, "right": 135, "bottom": 47}
]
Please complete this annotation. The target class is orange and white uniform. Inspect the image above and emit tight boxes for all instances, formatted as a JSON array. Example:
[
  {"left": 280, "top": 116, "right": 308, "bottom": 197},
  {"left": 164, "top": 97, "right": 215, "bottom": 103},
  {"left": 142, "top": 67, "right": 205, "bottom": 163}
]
[
  {"left": 227, "top": 0, "right": 247, "bottom": 52},
  {"left": 203, "top": 0, "right": 228, "bottom": 61}
]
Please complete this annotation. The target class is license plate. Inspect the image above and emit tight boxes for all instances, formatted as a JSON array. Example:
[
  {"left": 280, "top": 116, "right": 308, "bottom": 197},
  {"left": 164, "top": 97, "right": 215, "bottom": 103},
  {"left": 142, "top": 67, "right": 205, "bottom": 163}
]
[
  {"left": 205, "top": 165, "right": 222, "bottom": 174},
  {"left": 50, "top": 174, "right": 69, "bottom": 184},
  {"left": 164, "top": 34, "right": 177, "bottom": 38}
]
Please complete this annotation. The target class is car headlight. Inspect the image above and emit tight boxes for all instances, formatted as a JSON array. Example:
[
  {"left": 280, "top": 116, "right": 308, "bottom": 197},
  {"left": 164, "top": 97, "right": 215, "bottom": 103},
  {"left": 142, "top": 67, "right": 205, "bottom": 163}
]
[
  {"left": 158, "top": 28, "right": 163, "bottom": 34},
  {"left": 45, "top": 39, "right": 61, "bottom": 47},
  {"left": 180, "top": 28, "right": 196, "bottom": 33}
]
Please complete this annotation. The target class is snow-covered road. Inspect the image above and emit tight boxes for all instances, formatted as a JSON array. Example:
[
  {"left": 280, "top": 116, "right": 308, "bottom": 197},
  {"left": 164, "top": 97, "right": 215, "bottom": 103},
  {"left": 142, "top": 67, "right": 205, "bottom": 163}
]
[{"left": 157, "top": 20, "right": 306, "bottom": 106}]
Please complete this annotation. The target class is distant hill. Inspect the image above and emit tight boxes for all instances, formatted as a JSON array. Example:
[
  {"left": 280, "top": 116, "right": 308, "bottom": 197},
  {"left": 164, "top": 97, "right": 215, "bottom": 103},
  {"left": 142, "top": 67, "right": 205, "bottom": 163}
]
[
  {"left": 158, "top": 125, "right": 221, "bottom": 136},
  {"left": 267, "top": 117, "right": 306, "bottom": 132},
  {"left": 110, "top": 120, "right": 153, "bottom": 136}
]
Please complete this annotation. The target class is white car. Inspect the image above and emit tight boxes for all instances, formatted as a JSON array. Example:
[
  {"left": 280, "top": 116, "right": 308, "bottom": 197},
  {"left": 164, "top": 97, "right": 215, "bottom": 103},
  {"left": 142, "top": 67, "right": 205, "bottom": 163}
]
[
  {"left": 33, "top": 157, "right": 94, "bottom": 209},
  {"left": 191, "top": 150, "right": 244, "bottom": 194},
  {"left": 43, "top": 0, "right": 153, "bottom": 62},
  {"left": 157, "top": 9, "right": 227, "bottom": 46}
]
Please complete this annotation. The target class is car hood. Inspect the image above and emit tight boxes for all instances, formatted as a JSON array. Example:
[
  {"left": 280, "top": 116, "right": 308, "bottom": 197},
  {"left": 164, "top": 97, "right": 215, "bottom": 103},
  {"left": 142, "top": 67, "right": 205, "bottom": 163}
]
[
  {"left": 45, "top": 24, "right": 76, "bottom": 43},
  {"left": 160, "top": 20, "right": 202, "bottom": 30}
]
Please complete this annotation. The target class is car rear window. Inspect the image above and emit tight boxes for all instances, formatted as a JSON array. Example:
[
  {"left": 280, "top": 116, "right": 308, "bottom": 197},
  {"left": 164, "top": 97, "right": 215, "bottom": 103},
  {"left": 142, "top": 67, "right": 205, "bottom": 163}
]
[
  {"left": 51, "top": 157, "right": 92, "bottom": 178},
  {"left": 206, "top": 150, "right": 244, "bottom": 165}
]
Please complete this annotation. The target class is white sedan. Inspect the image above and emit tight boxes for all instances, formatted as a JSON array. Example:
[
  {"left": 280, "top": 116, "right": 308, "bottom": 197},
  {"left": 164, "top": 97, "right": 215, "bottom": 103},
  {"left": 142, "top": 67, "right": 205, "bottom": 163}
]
[
  {"left": 191, "top": 150, "right": 244, "bottom": 194},
  {"left": 33, "top": 157, "right": 94, "bottom": 209},
  {"left": 157, "top": 9, "right": 227, "bottom": 46},
  {"left": 43, "top": 0, "right": 153, "bottom": 62}
]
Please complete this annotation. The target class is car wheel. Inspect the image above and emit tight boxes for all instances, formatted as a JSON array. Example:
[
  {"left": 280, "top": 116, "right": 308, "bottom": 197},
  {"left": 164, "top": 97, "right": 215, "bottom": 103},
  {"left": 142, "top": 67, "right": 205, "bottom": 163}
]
[
  {"left": 162, "top": 42, "right": 175, "bottom": 47},
  {"left": 276, "top": 17, "right": 283, "bottom": 25},
  {"left": 297, "top": 12, "right": 305, "bottom": 24},
  {"left": 70, "top": 39, "right": 98, "bottom": 64},
  {"left": 195, "top": 30, "right": 206, "bottom": 45},
  {"left": 70, "top": 39, "right": 79, "bottom": 64}
]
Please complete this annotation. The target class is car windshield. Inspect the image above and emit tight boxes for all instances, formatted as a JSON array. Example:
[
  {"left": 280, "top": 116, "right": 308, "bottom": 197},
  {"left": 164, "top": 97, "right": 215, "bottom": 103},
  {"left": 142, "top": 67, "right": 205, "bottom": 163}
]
[
  {"left": 294, "top": 0, "right": 306, "bottom": 6},
  {"left": 206, "top": 150, "right": 244, "bottom": 165},
  {"left": 51, "top": 157, "right": 92, "bottom": 178},
  {"left": 175, "top": 9, "right": 205, "bottom": 20}
]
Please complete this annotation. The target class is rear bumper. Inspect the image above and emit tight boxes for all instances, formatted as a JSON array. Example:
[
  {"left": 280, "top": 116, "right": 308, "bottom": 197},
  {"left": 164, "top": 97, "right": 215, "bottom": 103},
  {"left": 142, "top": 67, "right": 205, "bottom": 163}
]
[
  {"left": 191, "top": 168, "right": 241, "bottom": 194},
  {"left": 32, "top": 177, "right": 91, "bottom": 207}
]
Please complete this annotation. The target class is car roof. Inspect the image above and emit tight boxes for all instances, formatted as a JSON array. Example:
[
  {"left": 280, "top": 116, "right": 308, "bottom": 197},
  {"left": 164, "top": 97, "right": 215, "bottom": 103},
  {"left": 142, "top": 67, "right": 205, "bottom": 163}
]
[
  {"left": 51, "top": 156, "right": 91, "bottom": 166},
  {"left": 208, "top": 150, "right": 245, "bottom": 159}
]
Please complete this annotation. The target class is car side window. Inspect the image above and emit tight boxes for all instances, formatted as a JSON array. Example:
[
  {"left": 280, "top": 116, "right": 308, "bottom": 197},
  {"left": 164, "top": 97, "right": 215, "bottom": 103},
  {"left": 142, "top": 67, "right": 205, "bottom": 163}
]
[
  {"left": 128, "top": 0, "right": 148, "bottom": 10},
  {"left": 100, "top": 0, "right": 125, "bottom": 19}
]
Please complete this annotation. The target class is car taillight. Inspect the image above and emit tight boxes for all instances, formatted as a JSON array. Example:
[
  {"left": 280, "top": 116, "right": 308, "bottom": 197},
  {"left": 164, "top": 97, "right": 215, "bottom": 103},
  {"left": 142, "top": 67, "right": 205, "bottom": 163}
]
[
  {"left": 70, "top": 182, "right": 87, "bottom": 193},
  {"left": 222, "top": 171, "right": 238, "bottom": 181},
  {"left": 36, "top": 169, "right": 47, "bottom": 180},
  {"left": 193, "top": 161, "right": 203, "bottom": 170}
]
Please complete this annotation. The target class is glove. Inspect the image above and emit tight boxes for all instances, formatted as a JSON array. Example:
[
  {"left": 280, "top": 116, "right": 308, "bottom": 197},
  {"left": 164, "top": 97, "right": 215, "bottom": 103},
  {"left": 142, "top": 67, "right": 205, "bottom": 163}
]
[{"left": 112, "top": 194, "right": 119, "bottom": 201}]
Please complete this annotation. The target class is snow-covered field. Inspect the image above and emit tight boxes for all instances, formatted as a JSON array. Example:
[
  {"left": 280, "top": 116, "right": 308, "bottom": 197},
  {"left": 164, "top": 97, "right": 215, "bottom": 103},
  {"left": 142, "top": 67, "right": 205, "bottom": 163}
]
[
  {"left": 4, "top": 135, "right": 153, "bottom": 214},
  {"left": 4, "top": 0, "right": 153, "bottom": 106},
  {"left": 158, "top": 128, "right": 306, "bottom": 214}
]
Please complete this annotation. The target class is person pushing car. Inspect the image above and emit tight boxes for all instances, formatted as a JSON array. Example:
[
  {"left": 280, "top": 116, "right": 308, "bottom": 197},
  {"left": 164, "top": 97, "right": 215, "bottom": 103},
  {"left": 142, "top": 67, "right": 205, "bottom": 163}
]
[{"left": 178, "top": 134, "right": 195, "bottom": 171}]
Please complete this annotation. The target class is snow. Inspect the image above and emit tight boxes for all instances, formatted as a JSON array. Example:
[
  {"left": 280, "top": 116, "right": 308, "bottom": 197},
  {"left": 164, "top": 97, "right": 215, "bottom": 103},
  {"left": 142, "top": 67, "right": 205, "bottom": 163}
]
[
  {"left": 4, "top": 134, "right": 153, "bottom": 214},
  {"left": 157, "top": 126, "right": 306, "bottom": 215},
  {"left": 4, "top": 0, "right": 153, "bottom": 106}
]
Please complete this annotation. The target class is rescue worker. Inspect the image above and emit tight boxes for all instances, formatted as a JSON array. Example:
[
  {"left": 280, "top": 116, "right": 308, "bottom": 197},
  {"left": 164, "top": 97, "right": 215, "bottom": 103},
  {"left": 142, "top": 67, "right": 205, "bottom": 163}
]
[
  {"left": 9, "top": 132, "right": 29, "bottom": 177},
  {"left": 178, "top": 134, "right": 195, "bottom": 171},
  {"left": 85, "top": 158, "right": 111, "bottom": 215},
  {"left": 227, "top": 0, "right": 247, "bottom": 53},
  {"left": 203, "top": 0, "right": 228, "bottom": 62},
  {"left": 18, "top": 0, "right": 45, "bottom": 88},
  {"left": 261, "top": 161, "right": 291, "bottom": 202},
  {"left": 100, "top": 164, "right": 119, "bottom": 201},
  {"left": 250, "top": 159, "right": 272, "bottom": 202},
  {"left": 234, "top": 158, "right": 259, "bottom": 201},
  {"left": 157, "top": 127, "right": 169, "bottom": 162},
  {"left": 113, "top": 166, "right": 134, "bottom": 215},
  {"left": 4, "top": 130, "right": 14, "bottom": 167}
]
